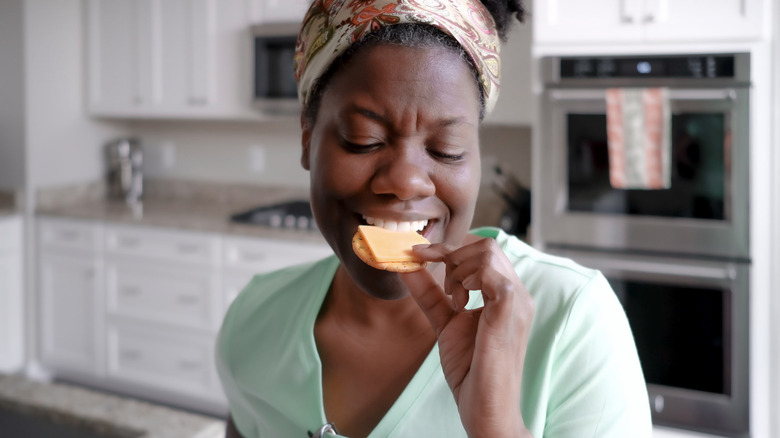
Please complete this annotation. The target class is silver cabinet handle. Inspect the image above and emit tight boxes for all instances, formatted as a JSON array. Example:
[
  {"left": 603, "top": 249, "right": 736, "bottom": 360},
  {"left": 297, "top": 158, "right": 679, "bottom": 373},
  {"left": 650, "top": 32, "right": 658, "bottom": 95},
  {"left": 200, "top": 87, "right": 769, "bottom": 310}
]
[
  {"left": 620, "top": 15, "right": 634, "bottom": 24},
  {"left": 178, "top": 359, "right": 201, "bottom": 371},
  {"left": 643, "top": 14, "right": 654, "bottom": 23},
  {"left": 177, "top": 243, "right": 201, "bottom": 254},
  {"left": 118, "top": 237, "right": 140, "bottom": 248},
  {"left": 121, "top": 348, "right": 142, "bottom": 361},
  {"left": 239, "top": 251, "right": 267, "bottom": 262},
  {"left": 57, "top": 230, "right": 80, "bottom": 241},
  {"left": 120, "top": 286, "right": 141, "bottom": 296},
  {"left": 178, "top": 295, "right": 199, "bottom": 305}
]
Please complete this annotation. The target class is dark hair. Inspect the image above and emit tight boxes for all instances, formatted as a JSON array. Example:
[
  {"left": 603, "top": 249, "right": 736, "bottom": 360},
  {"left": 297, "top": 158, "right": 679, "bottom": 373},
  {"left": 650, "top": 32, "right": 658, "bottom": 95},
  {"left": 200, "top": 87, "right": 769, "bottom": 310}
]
[{"left": 302, "top": 0, "right": 525, "bottom": 126}]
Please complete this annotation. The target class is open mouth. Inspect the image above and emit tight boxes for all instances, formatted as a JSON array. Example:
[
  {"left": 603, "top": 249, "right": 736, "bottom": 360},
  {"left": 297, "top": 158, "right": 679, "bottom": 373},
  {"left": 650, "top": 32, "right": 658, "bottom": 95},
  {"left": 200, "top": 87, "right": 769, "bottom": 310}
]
[{"left": 360, "top": 215, "right": 433, "bottom": 238}]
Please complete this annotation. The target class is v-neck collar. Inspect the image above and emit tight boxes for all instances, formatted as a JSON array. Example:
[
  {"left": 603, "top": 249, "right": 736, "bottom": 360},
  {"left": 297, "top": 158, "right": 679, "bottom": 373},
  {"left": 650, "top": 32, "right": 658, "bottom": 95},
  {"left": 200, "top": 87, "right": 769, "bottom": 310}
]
[{"left": 302, "top": 256, "right": 485, "bottom": 438}]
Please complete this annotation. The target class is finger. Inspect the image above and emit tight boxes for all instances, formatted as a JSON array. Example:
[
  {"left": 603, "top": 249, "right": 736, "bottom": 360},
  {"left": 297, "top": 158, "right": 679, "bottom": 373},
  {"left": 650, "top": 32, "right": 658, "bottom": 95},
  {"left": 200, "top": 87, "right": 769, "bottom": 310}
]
[
  {"left": 401, "top": 269, "right": 454, "bottom": 336},
  {"left": 410, "top": 243, "right": 460, "bottom": 263}
]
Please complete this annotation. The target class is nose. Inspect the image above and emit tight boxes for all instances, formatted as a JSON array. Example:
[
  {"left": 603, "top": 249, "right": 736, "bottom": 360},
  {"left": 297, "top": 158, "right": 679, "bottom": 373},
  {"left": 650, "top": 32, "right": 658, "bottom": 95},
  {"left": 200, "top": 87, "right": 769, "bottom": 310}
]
[{"left": 370, "top": 145, "right": 435, "bottom": 201}]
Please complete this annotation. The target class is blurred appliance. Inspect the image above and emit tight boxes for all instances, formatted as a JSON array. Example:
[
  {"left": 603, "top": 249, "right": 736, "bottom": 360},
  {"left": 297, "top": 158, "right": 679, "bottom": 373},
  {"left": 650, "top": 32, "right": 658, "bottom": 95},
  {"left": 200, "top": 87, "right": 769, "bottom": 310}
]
[
  {"left": 551, "top": 248, "right": 749, "bottom": 437},
  {"left": 252, "top": 23, "right": 300, "bottom": 115},
  {"left": 539, "top": 53, "right": 750, "bottom": 259},
  {"left": 231, "top": 200, "right": 317, "bottom": 231},
  {"left": 105, "top": 138, "right": 143, "bottom": 203},
  {"left": 538, "top": 53, "right": 752, "bottom": 437},
  {"left": 491, "top": 166, "right": 531, "bottom": 238}
]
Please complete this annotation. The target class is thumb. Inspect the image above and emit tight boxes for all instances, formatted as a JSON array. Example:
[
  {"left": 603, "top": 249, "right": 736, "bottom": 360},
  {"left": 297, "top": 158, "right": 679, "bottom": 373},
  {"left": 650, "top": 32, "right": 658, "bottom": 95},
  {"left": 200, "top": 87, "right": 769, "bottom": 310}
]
[{"left": 401, "top": 268, "right": 453, "bottom": 336}]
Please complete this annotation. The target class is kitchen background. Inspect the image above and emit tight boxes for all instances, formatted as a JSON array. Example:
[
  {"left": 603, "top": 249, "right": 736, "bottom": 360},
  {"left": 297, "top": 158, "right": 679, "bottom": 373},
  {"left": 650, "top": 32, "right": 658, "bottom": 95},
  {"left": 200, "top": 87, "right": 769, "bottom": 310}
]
[{"left": 0, "top": 0, "right": 778, "bottom": 437}]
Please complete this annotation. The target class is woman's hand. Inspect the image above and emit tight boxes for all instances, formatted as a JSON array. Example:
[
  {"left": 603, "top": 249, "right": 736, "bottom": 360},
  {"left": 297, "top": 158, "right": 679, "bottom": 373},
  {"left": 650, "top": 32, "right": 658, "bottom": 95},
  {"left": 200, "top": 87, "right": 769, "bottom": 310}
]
[{"left": 401, "top": 238, "right": 535, "bottom": 438}]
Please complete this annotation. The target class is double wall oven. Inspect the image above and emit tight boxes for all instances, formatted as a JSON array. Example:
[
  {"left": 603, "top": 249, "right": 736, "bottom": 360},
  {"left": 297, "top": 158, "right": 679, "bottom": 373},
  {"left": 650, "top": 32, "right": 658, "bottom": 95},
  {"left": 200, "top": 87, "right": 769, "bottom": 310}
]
[{"left": 537, "top": 53, "right": 751, "bottom": 437}]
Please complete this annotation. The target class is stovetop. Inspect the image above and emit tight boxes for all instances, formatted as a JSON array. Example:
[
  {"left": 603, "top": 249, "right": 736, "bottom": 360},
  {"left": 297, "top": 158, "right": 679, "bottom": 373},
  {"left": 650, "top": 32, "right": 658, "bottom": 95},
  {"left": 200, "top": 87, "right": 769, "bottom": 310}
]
[{"left": 230, "top": 200, "right": 317, "bottom": 231}]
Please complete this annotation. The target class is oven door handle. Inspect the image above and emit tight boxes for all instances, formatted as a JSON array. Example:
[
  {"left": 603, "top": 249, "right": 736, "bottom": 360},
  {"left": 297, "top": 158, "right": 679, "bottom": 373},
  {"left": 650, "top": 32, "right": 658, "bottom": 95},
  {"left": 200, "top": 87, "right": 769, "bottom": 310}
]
[
  {"left": 577, "top": 257, "right": 737, "bottom": 281},
  {"left": 549, "top": 88, "right": 738, "bottom": 101}
]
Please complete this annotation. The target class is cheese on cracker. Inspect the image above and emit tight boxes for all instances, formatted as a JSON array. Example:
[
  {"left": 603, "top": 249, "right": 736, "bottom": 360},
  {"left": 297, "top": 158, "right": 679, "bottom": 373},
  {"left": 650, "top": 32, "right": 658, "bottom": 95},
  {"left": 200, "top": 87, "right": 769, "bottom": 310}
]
[{"left": 357, "top": 225, "right": 429, "bottom": 263}]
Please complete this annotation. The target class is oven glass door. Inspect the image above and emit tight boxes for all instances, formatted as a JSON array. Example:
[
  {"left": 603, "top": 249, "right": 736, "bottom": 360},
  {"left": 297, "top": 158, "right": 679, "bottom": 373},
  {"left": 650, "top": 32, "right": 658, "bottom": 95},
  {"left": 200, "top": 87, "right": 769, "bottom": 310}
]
[
  {"left": 567, "top": 109, "right": 727, "bottom": 220},
  {"left": 551, "top": 249, "right": 750, "bottom": 436},
  {"left": 540, "top": 88, "right": 749, "bottom": 258}
]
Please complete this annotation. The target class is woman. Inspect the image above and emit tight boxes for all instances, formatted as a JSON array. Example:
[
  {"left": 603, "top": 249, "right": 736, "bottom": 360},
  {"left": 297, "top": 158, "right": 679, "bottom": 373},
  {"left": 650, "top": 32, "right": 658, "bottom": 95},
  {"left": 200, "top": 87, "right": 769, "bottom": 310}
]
[{"left": 216, "top": 0, "right": 653, "bottom": 437}]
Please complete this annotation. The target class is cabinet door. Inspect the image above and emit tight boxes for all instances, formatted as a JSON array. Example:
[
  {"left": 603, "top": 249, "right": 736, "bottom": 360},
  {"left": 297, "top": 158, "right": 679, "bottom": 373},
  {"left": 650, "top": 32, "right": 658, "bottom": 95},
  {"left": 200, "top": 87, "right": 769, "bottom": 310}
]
[
  {"left": 87, "top": 0, "right": 156, "bottom": 113},
  {"left": 0, "top": 254, "right": 23, "bottom": 373},
  {"left": 158, "top": 0, "right": 217, "bottom": 110},
  {"left": 534, "top": 0, "right": 643, "bottom": 44},
  {"left": 249, "top": 0, "right": 311, "bottom": 24},
  {"left": 642, "top": 0, "right": 764, "bottom": 42},
  {"left": 39, "top": 253, "right": 103, "bottom": 376}
]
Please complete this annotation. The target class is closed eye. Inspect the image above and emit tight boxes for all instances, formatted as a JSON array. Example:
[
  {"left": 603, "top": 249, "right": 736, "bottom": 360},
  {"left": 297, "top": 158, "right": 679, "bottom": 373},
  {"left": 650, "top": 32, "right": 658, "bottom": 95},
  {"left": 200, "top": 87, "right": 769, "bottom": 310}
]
[
  {"left": 342, "top": 140, "right": 383, "bottom": 153},
  {"left": 428, "top": 148, "right": 465, "bottom": 162}
]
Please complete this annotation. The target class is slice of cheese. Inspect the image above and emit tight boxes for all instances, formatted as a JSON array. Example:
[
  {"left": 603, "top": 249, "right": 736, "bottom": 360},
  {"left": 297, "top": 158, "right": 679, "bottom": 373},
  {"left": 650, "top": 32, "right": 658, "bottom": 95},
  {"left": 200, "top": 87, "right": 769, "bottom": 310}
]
[{"left": 357, "top": 225, "right": 430, "bottom": 263}]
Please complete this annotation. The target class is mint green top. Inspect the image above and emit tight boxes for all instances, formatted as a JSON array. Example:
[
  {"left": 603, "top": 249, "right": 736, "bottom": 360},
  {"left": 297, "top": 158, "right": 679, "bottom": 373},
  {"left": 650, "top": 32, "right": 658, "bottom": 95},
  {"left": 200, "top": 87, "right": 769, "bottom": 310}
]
[{"left": 215, "top": 228, "right": 652, "bottom": 437}]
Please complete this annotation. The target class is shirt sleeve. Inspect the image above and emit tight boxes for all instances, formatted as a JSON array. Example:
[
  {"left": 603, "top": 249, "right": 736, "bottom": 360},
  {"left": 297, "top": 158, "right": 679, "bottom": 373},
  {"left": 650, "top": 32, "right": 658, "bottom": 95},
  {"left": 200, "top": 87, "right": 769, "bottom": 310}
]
[
  {"left": 215, "top": 294, "right": 259, "bottom": 438},
  {"left": 543, "top": 272, "right": 653, "bottom": 438}
]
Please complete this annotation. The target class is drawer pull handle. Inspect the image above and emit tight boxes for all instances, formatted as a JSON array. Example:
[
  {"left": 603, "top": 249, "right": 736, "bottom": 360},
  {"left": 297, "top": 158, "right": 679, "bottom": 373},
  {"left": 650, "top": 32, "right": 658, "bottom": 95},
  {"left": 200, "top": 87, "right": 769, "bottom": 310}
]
[
  {"left": 121, "top": 349, "right": 142, "bottom": 361},
  {"left": 177, "top": 244, "right": 201, "bottom": 254},
  {"left": 178, "top": 295, "right": 199, "bottom": 304},
  {"left": 240, "top": 252, "right": 267, "bottom": 262},
  {"left": 118, "top": 237, "right": 140, "bottom": 248},
  {"left": 178, "top": 360, "right": 201, "bottom": 370},
  {"left": 57, "top": 230, "right": 80, "bottom": 241},
  {"left": 120, "top": 286, "right": 141, "bottom": 296}
]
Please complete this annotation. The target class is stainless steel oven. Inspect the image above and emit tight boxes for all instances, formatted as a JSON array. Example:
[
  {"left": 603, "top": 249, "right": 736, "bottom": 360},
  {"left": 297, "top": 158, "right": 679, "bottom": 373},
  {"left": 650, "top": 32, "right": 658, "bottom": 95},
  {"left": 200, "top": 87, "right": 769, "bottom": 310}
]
[
  {"left": 538, "top": 53, "right": 751, "bottom": 259},
  {"left": 537, "top": 53, "right": 753, "bottom": 437},
  {"left": 549, "top": 248, "right": 750, "bottom": 437}
]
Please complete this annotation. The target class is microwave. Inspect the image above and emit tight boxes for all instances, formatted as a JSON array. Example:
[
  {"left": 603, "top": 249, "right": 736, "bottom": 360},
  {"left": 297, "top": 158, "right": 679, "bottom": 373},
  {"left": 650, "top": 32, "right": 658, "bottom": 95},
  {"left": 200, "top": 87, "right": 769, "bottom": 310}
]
[{"left": 252, "top": 23, "right": 300, "bottom": 115}]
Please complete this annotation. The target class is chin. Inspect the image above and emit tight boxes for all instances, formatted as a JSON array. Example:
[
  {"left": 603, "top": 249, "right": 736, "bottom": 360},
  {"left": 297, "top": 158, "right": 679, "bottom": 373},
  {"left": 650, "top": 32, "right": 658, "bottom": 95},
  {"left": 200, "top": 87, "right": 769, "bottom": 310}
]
[{"left": 348, "top": 257, "right": 410, "bottom": 301}]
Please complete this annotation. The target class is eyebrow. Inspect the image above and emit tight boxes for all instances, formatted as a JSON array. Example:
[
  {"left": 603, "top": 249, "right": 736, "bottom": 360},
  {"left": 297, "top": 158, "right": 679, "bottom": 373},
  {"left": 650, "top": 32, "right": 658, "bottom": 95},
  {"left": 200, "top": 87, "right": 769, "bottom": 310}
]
[{"left": 347, "top": 105, "right": 473, "bottom": 129}]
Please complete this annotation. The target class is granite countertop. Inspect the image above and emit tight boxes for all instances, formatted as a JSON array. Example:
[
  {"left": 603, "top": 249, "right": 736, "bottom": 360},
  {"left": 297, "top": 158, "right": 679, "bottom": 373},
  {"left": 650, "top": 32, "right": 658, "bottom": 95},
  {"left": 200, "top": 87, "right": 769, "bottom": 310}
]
[
  {"left": 34, "top": 179, "right": 506, "bottom": 243},
  {"left": 0, "top": 374, "right": 224, "bottom": 438},
  {"left": 35, "top": 180, "right": 328, "bottom": 244}
]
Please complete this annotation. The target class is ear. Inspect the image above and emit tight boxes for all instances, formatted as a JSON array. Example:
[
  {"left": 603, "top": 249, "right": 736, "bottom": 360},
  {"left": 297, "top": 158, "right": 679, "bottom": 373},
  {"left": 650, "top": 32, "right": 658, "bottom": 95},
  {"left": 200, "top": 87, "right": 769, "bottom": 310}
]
[{"left": 300, "top": 112, "right": 311, "bottom": 171}]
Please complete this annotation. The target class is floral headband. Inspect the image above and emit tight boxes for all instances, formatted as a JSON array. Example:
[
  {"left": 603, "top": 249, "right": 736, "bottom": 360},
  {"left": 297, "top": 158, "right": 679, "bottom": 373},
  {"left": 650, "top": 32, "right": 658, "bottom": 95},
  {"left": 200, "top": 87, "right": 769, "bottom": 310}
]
[{"left": 294, "top": 0, "right": 502, "bottom": 114}]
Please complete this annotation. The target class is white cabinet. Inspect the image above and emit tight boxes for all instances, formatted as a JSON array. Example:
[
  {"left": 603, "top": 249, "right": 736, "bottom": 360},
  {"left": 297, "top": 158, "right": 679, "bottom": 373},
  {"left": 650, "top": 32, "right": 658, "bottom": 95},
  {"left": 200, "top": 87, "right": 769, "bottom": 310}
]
[
  {"left": 0, "top": 215, "right": 23, "bottom": 373},
  {"left": 102, "top": 224, "right": 224, "bottom": 403},
  {"left": 248, "top": 0, "right": 311, "bottom": 24},
  {"left": 36, "top": 215, "right": 330, "bottom": 413},
  {"left": 38, "top": 218, "right": 104, "bottom": 377},
  {"left": 104, "top": 224, "right": 222, "bottom": 331},
  {"left": 87, "top": 0, "right": 257, "bottom": 119},
  {"left": 106, "top": 320, "right": 223, "bottom": 402},
  {"left": 534, "top": 0, "right": 765, "bottom": 45},
  {"left": 222, "top": 235, "right": 332, "bottom": 308}
]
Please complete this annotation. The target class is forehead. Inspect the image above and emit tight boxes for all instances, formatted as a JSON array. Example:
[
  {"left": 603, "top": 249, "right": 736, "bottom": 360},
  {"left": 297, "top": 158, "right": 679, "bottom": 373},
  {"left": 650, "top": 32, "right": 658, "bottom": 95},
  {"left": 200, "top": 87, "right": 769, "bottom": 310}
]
[{"left": 319, "top": 44, "right": 482, "bottom": 127}]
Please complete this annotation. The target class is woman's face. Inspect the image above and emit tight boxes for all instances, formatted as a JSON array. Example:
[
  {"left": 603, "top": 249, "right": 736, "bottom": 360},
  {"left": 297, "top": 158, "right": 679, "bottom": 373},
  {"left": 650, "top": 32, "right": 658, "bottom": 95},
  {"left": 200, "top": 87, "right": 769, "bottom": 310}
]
[{"left": 301, "top": 44, "right": 482, "bottom": 299}]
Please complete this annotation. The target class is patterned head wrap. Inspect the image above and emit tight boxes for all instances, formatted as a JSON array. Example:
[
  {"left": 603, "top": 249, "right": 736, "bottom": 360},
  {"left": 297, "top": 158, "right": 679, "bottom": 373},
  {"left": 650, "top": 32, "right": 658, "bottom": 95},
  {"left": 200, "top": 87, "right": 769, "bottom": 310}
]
[{"left": 294, "top": 0, "right": 502, "bottom": 114}]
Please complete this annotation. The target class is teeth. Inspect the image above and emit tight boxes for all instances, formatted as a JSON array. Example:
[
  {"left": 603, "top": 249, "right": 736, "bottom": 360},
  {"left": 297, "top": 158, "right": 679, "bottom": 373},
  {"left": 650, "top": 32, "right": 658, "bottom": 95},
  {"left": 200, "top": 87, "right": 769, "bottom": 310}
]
[{"left": 363, "top": 216, "right": 429, "bottom": 233}]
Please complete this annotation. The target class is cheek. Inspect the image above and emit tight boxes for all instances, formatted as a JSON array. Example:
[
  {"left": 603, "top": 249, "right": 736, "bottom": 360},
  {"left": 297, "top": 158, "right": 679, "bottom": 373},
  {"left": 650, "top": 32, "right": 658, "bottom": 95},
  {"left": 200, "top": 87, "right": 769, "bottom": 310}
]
[{"left": 310, "top": 143, "right": 370, "bottom": 199}]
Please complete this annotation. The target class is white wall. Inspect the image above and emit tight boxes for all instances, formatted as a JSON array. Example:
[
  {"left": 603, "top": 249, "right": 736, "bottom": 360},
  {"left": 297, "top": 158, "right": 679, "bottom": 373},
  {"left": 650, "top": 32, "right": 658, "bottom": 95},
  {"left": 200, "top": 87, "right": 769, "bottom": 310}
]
[
  {"left": 0, "top": 0, "right": 27, "bottom": 191},
  {"left": 24, "top": 0, "right": 128, "bottom": 190}
]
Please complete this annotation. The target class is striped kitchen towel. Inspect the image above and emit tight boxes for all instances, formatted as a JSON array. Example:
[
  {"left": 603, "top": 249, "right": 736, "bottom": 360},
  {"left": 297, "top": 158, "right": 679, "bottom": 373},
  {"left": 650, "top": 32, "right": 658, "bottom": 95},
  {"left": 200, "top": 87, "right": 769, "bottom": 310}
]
[{"left": 605, "top": 88, "right": 671, "bottom": 189}]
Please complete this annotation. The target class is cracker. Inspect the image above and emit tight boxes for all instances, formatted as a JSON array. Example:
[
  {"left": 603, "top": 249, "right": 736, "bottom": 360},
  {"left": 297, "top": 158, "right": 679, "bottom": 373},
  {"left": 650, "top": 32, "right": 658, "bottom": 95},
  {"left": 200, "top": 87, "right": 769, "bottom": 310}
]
[{"left": 352, "top": 231, "right": 428, "bottom": 273}]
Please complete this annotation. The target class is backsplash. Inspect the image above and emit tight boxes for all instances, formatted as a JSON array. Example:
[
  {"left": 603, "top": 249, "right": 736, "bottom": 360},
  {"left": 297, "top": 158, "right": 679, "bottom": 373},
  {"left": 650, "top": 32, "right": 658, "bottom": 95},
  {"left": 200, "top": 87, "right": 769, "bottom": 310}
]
[{"left": 128, "top": 119, "right": 532, "bottom": 193}]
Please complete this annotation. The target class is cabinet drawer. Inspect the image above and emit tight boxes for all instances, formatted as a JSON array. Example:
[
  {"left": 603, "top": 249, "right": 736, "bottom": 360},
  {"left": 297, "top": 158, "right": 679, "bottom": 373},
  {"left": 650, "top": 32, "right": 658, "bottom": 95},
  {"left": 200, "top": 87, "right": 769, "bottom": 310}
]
[
  {"left": 107, "top": 322, "right": 217, "bottom": 395},
  {"left": 105, "top": 225, "right": 219, "bottom": 266},
  {"left": 38, "top": 217, "right": 102, "bottom": 253},
  {"left": 222, "top": 236, "right": 332, "bottom": 273},
  {"left": 0, "top": 216, "right": 22, "bottom": 252},
  {"left": 106, "top": 260, "right": 221, "bottom": 329}
]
